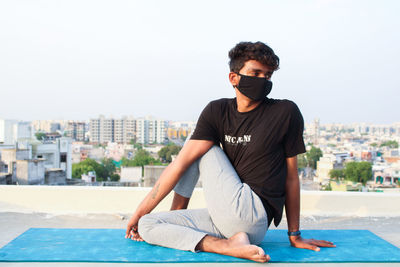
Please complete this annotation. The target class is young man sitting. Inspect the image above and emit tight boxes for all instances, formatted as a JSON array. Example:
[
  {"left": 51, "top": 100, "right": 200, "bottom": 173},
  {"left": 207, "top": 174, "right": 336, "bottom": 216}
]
[{"left": 125, "top": 41, "right": 335, "bottom": 263}]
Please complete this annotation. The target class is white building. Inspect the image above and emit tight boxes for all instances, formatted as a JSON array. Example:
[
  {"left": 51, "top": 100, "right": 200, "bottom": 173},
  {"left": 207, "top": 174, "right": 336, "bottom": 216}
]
[
  {"left": 16, "top": 159, "right": 45, "bottom": 185},
  {"left": 33, "top": 137, "right": 73, "bottom": 179},
  {"left": 0, "top": 137, "right": 73, "bottom": 181},
  {"left": 89, "top": 116, "right": 136, "bottom": 144},
  {"left": 0, "top": 119, "right": 33, "bottom": 145},
  {"left": 64, "top": 121, "right": 86, "bottom": 141},
  {"left": 0, "top": 119, "right": 16, "bottom": 145},
  {"left": 136, "top": 116, "right": 166, "bottom": 144},
  {"left": 120, "top": 167, "right": 142, "bottom": 183},
  {"left": 31, "top": 120, "right": 65, "bottom": 133},
  {"left": 316, "top": 152, "right": 349, "bottom": 183},
  {"left": 82, "top": 171, "right": 96, "bottom": 183}
]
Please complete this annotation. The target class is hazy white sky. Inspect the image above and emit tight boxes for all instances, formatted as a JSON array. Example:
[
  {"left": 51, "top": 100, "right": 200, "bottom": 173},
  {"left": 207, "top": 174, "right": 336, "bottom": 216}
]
[{"left": 1, "top": 0, "right": 399, "bottom": 124}]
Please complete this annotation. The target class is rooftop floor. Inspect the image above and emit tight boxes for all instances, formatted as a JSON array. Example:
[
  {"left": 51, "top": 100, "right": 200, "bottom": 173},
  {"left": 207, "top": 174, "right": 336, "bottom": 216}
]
[
  {"left": 1, "top": 186, "right": 399, "bottom": 266},
  {"left": 1, "top": 212, "right": 399, "bottom": 267}
]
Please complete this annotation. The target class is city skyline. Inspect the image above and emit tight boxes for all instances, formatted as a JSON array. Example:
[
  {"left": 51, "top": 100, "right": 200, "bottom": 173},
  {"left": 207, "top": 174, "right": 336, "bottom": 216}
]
[
  {"left": 2, "top": 116, "right": 400, "bottom": 126},
  {"left": 1, "top": 0, "right": 399, "bottom": 124}
]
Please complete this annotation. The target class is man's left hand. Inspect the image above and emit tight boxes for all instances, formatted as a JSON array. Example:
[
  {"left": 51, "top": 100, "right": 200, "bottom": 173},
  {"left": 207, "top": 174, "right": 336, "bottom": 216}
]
[{"left": 289, "top": 235, "right": 336, "bottom": 251}]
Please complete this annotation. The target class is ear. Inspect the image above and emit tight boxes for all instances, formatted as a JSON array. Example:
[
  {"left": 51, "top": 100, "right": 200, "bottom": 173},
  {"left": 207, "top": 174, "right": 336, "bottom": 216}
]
[{"left": 229, "top": 72, "right": 239, "bottom": 88}]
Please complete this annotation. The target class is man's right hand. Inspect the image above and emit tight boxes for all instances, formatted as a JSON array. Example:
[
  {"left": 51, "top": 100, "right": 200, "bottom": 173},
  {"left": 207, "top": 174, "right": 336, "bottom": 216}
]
[
  {"left": 125, "top": 214, "right": 143, "bottom": 241},
  {"left": 124, "top": 139, "right": 214, "bottom": 241}
]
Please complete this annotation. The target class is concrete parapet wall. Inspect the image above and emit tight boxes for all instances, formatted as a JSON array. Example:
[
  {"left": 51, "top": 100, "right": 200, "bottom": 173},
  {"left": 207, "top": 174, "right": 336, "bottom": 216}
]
[{"left": 0, "top": 185, "right": 399, "bottom": 217}]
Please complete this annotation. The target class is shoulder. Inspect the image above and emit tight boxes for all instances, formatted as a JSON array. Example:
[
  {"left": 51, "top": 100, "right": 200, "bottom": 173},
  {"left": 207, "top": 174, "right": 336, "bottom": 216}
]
[
  {"left": 267, "top": 98, "right": 299, "bottom": 109},
  {"left": 203, "top": 98, "right": 233, "bottom": 112},
  {"left": 208, "top": 98, "right": 233, "bottom": 107},
  {"left": 267, "top": 98, "right": 302, "bottom": 114}
]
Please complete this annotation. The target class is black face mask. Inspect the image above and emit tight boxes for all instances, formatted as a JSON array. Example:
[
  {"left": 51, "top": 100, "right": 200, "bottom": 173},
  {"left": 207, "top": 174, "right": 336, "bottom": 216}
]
[{"left": 235, "top": 73, "right": 273, "bottom": 101}]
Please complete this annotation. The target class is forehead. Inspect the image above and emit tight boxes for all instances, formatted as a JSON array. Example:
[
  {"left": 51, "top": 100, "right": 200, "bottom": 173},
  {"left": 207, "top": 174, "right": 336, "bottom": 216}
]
[{"left": 241, "top": 60, "right": 273, "bottom": 73}]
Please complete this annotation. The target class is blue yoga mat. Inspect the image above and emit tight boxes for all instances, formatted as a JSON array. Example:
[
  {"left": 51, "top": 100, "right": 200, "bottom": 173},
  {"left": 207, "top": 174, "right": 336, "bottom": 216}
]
[{"left": 0, "top": 228, "right": 399, "bottom": 263}]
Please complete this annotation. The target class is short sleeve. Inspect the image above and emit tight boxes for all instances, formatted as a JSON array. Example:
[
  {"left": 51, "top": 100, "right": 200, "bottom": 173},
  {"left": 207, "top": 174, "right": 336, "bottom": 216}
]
[
  {"left": 190, "top": 102, "right": 220, "bottom": 144},
  {"left": 283, "top": 101, "right": 306, "bottom": 157}
]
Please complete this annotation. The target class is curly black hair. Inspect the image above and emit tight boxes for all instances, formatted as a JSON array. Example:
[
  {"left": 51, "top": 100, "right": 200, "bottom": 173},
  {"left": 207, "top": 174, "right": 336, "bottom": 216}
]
[{"left": 228, "top": 41, "right": 280, "bottom": 73}]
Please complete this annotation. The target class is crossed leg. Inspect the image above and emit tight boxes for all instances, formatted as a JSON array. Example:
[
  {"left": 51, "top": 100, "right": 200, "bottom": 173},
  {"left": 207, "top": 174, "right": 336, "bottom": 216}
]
[{"left": 138, "top": 146, "right": 269, "bottom": 262}]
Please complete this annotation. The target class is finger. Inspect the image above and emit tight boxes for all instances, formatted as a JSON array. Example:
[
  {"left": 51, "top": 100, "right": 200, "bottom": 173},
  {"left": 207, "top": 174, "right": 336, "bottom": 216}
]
[
  {"left": 131, "top": 236, "right": 144, "bottom": 242},
  {"left": 126, "top": 225, "right": 136, "bottom": 237},
  {"left": 314, "top": 239, "right": 334, "bottom": 244},
  {"left": 303, "top": 243, "right": 320, "bottom": 251},
  {"left": 318, "top": 240, "right": 335, "bottom": 246},
  {"left": 310, "top": 239, "right": 333, "bottom": 245},
  {"left": 126, "top": 230, "right": 132, "bottom": 239},
  {"left": 132, "top": 231, "right": 141, "bottom": 240},
  {"left": 292, "top": 241, "right": 319, "bottom": 251},
  {"left": 323, "top": 240, "right": 335, "bottom": 245},
  {"left": 311, "top": 240, "right": 336, "bottom": 248}
]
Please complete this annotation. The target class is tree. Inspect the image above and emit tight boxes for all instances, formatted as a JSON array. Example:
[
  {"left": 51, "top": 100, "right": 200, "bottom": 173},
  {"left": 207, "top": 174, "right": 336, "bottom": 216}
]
[
  {"left": 73, "top": 158, "right": 121, "bottom": 181},
  {"left": 134, "top": 143, "right": 143, "bottom": 150},
  {"left": 306, "top": 146, "right": 323, "bottom": 169},
  {"left": 297, "top": 154, "right": 307, "bottom": 170},
  {"left": 72, "top": 158, "right": 107, "bottom": 181},
  {"left": 110, "top": 173, "right": 120, "bottom": 182},
  {"left": 344, "top": 161, "right": 372, "bottom": 185},
  {"left": 72, "top": 161, "right": 94, "bottom": 179},
  {"left": 329, "top": 169, "right": 344, "bottom": 180},
  {"left": 35, "top": 132, "right": 46, "bottom": 141},
  {"left": 101, "top": 158, "right": 117, "bottom": 179},
  {"left": 158, "top": 144, "right": 182, "bottom": 163},
  {"left": 122, "top": 150, "right": 161, "bottom": 167},
  {"left": 380, "top": 140, "right": 398, "bottom": 149}
]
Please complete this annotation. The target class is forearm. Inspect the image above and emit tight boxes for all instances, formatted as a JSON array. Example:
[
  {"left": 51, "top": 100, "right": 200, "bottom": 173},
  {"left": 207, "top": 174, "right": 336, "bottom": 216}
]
[
  {"left": 285, "top": 175, "right": 336, "bottom": 250},
  {"left": 134, "top": 160, "right": 184, "bottom": 218},
  {"left": 131, "top": 139, "right": 213, "bottom": 220},
  {"left": 285, "top": 175, "right": 300, "bottom": 232}
]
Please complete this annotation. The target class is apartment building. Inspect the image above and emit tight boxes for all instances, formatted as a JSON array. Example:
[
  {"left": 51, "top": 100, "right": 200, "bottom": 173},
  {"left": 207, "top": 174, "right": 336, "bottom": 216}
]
[
  {"left": 0, "top": 119, "right": 33, "bottom": 145},
  {"left": 89, "top": 116, "right": 136, "bottom": 144},
  {"left": 136, "top": 116, "right": 166, "bottom": 144},
  {"left": 64, "top": 121, "right": 86, "bottom": 141}
]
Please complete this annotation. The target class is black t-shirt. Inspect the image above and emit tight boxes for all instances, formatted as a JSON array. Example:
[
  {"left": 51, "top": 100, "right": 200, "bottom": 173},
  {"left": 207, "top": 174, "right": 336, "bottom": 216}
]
[{"left": 191, "top": 97, "right": 306, "bottom": 227}]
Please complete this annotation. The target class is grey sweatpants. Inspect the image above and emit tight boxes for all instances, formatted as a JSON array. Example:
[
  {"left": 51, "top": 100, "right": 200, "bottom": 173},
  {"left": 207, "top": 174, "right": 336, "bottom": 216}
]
[{"left": 138, "top": 146, "right": 269, "bottom": 252}]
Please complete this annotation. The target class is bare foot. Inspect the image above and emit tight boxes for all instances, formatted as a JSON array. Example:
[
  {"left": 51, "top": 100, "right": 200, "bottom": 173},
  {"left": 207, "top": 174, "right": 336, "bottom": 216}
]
[
  {"left": 224, "top": 232, "right": 270, "bottom": 262},
  {"left": 197, "top": 232, "right": 270, "bottom": 263}
]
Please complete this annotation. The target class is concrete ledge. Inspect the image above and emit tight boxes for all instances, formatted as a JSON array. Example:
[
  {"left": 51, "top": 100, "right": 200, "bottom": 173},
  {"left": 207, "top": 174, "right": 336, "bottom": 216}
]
[
  {"left": 300, "top": 190, "right": 400, "bottom": 217},
  {"left": 0, "top": 185, "right": 399, "bottom": 217}
]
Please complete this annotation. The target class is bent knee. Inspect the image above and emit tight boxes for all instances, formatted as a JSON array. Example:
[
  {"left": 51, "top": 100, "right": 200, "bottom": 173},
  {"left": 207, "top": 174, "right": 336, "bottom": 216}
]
[
  {"left": 138, "top": 214, "right": 157, "bottom": 241},
  {"left": 247, "top": 223, "right": 268, "bottom": 245}
]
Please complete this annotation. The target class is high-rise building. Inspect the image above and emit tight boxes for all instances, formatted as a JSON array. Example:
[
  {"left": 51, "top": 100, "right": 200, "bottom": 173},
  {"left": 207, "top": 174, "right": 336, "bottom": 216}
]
[
  {"left": 136, "top": 116, "right": 166, "bottom": 144},
  {"left": 90, "top": 116, "right": 113, "bottom": 143},
  {"left": 123, "top": 117, "right": 136, "bottom": 143},
  {"left": 32, "top": 120, "right": 66, "bottom": 133},
  {"left": 0, "top": 119, "right": 33, "bottom": 145},
  {"left": 89, "top": 116, "right": 136, "bottom": 144},
  {"left": 64, "top": 121, "right": 87, "bottom": 141}
]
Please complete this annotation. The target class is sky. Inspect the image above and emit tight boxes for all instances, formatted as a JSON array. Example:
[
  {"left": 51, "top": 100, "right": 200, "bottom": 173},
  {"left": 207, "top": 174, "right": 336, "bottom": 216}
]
[{"left": 0, "top": 0, "right": 399, "bottom": 124}]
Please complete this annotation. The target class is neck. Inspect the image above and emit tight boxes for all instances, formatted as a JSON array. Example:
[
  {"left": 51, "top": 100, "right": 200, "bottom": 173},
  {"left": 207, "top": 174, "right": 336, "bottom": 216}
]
[{"left": 235, "top": 88, "right": 262, "bottom": 112}]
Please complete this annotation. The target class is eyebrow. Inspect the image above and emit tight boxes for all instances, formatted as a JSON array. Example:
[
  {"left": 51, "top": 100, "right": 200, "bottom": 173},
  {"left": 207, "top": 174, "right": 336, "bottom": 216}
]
[{"left": 249, "top": 68, "right": 273, "bottom": 75}]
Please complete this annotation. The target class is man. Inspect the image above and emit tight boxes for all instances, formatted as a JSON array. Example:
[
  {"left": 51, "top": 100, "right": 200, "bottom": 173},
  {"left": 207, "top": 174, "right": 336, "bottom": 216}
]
[{"left": 125, "top": 41, "right": 335, "bottom": 263}]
